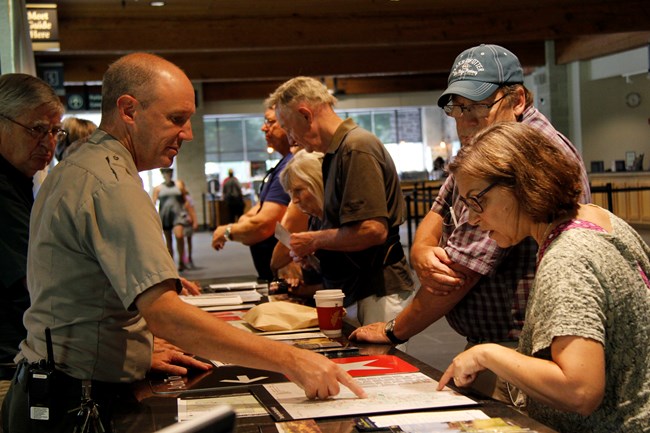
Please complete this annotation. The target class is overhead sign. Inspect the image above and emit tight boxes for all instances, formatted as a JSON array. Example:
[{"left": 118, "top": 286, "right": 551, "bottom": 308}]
[
  {"left": 60, "top": 84, "right": 103, "bottom": 112},
  {"left": 36, "top": 62, "right": 64, "bottom": 96},
  {"left": 26, "top": 3, "right": 60, "bottom": 51}
]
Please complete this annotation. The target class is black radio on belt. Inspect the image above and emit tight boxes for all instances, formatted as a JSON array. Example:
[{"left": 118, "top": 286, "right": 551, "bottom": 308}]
[{"left": 28, "top": 327, "right": 55, "bottom": 421}]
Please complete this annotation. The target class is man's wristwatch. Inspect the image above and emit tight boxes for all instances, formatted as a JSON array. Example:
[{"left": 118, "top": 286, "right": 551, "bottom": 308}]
[
  {"left": 224, "top": 224, "right": 233, "bottom": 241},
  {"left": 384, "top": 318, "right": 408, "bottom": 344}
]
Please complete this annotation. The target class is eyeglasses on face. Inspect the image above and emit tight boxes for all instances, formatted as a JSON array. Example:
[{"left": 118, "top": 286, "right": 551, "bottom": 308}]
[
  {"left": 263, "top": 118, "right": 277, "bottom": 128},
  {"left": 443, "top": 93, "right": 509, "bottom": 119},
  {"left": 459, "top": 182, "right": 498, "bottom": 214},
  {"left": 0, "top": 113, "right": 67, "bottom": 142}
]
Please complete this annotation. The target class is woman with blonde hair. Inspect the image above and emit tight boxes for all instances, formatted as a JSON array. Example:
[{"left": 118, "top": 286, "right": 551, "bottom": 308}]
[{"left": 271, "top": 149, "right": 324, "bottom": 297}]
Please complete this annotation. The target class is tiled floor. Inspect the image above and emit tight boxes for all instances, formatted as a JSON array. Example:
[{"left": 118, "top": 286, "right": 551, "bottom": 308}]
[{"left": 179, "top": 225, "right": 650, "bottom": 373}]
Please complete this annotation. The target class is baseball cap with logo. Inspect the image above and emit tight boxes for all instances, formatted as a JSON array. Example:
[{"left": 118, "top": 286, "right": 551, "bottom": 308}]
[{"left": 437, "top": 44, "right": 524, "bottom": 107}]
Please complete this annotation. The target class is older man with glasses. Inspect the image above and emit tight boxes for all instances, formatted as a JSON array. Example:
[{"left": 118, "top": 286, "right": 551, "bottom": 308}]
[
  {"left": 0, "top": 74, "right": 64, "bottom": 397},
  {"left": 351, "top": 44, "right": 591, "bottom": 403},
  {"left": 211, "top": 104, "right": 294, "bottom": 281}
]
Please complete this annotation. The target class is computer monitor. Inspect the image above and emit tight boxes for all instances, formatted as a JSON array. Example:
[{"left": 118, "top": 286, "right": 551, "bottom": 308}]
[{"left": 155, "top": 405, "right": 236, "bottom": 433}]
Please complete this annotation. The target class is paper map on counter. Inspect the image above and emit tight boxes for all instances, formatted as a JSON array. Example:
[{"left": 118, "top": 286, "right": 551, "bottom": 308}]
[{"left": 253, "top": 372, "right": 477, "bottom": 421}]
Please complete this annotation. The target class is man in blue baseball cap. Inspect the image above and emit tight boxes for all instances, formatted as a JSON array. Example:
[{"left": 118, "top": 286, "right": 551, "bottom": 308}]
[
  {"left": 351, "top": 44, "right": 591, "bottom": 402},
  {"left": 437, "top": 44, "right": 523, "bottom": 108}
]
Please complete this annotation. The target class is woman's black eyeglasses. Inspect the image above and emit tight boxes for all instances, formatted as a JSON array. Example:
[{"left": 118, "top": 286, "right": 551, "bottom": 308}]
[{"left": 459, "top": 182, "right": 497, "bottom": 213}]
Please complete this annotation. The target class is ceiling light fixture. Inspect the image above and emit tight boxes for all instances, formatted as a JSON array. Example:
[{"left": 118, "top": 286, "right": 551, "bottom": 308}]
[{"left": 150, "top": 1, "right": 165, "bottom": 6}]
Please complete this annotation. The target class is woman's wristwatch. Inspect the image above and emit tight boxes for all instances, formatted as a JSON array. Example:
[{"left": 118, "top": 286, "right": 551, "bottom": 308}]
[
  {"left": 224, "top": 224, "right": 233, "bottom": 241},
  {"left": 384, "top": 318, "right": 408, "bottom": 344}
]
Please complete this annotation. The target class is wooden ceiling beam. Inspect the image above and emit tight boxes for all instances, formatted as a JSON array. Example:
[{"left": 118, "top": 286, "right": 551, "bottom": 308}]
[
  {"left": 37, "top": 41, "right": 546, "bottom": 83},
  {"left": 54, "top": 1, "right": 650, "bottom": 53},
  {"left": 38, "top": 0, "right": 650, "bottom": 100},
  {"left": 555, "top": 32, "right": 650, "bottom": 64}
]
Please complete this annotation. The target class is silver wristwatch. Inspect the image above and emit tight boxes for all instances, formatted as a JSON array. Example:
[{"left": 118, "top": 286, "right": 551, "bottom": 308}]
[{"left": 224, "top": 224, "right": 233, "bottom": 241}]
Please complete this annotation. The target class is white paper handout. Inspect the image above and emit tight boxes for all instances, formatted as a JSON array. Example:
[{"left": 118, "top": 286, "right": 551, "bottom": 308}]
[
  {"left": 254, "top": 372, "right": 477, "bottom": 421},
  {"left": 274, "top": 222, "right": 321, "bottom": 272}
]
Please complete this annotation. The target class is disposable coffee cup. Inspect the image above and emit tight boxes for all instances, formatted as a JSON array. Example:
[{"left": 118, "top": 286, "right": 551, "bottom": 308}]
[{"left": 313, "top": 290, "right": 345, "bottom": 338}]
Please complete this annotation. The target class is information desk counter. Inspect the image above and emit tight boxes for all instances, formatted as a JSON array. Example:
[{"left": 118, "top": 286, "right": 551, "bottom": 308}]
[
  {"left": 114, "top": 342, "right": 556, "bottom": 432},
  {"left": 108, "top": 278, "right": 557, "bottom": 433}
]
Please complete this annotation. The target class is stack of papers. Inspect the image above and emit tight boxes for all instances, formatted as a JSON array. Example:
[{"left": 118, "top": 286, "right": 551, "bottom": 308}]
[
  {"left": 205, "top": 281, "right": 266, "bottom": 292},
  {"left": 181, "top": 290, "right": 262, "bottom": 310},
  {"left": 179, "top": 294, "right": 243, "bottom": 308},
  {"left": 220, "top": 289, "right": 261, "bottom": 303}
]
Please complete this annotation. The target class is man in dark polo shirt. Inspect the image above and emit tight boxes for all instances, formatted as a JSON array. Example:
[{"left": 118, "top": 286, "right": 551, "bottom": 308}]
[
  {"left": 0, "top": 73, "right": 65, "bottom": 383},
  {"left": 267, "top": 77, "right": 415, "bottom": 326}
]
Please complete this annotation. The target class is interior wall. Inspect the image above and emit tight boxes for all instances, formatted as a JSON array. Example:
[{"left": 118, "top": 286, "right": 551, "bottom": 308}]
[{"left": 580, "top": 71, "right": 650, "bottom": 171}]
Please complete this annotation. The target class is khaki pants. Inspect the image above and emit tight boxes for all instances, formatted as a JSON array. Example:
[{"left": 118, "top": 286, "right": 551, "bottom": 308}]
[{"left": 356, "top": 290, "right": 415, "bottom": 325}]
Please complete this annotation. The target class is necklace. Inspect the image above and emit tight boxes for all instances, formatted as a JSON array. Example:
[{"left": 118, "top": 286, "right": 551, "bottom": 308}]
[
  {"left": 536, "top": 217, "right": 574, "bottom": 265},
  {"left": 536, "top": 221, "right": 556, "bottom": 265},
  {"left": 539, "top": 221, "right": 554, "bottom": 244},
  {"left": 539, "top": 215, "right": 574, "bottom": 245}
]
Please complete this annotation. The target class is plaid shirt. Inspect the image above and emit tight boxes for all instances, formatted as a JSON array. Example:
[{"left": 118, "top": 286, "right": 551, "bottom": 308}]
[{"left": 431, "top": 106, "right": 591, "bottom": 342}]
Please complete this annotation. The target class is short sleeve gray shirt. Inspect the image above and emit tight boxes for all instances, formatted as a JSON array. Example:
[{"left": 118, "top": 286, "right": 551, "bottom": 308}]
[
  {"left": 20, "top": 130, "right": 179, "bottom": 383},
  {"left": 520, "top": 212, "right": 650, "bottom": 432}
]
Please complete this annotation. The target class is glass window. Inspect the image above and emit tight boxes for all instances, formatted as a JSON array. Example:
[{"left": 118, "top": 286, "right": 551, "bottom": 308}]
[
  {"left": 347, "top": 112, "right": 372, "bottom": 132},
  {"left": 217, "top": 119, "right": 244, "bottom": 162},
  {"left": 397, "top": 109, "right": 422, "bottom": 143},
  {"left": 203, "top": 107, "right": 431, "bottom": 185},
  {"left": 205, "top": 118, "right": 219, "bottom": 163},
  {"left": 204, "top": 115, "right": 279, "bottom": 189},
  {"left": 245, "top": 118, "right": 268, "bottom": 161},
  {"left": 374, "top": 111, "right": 396, "bottom": 144}
]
